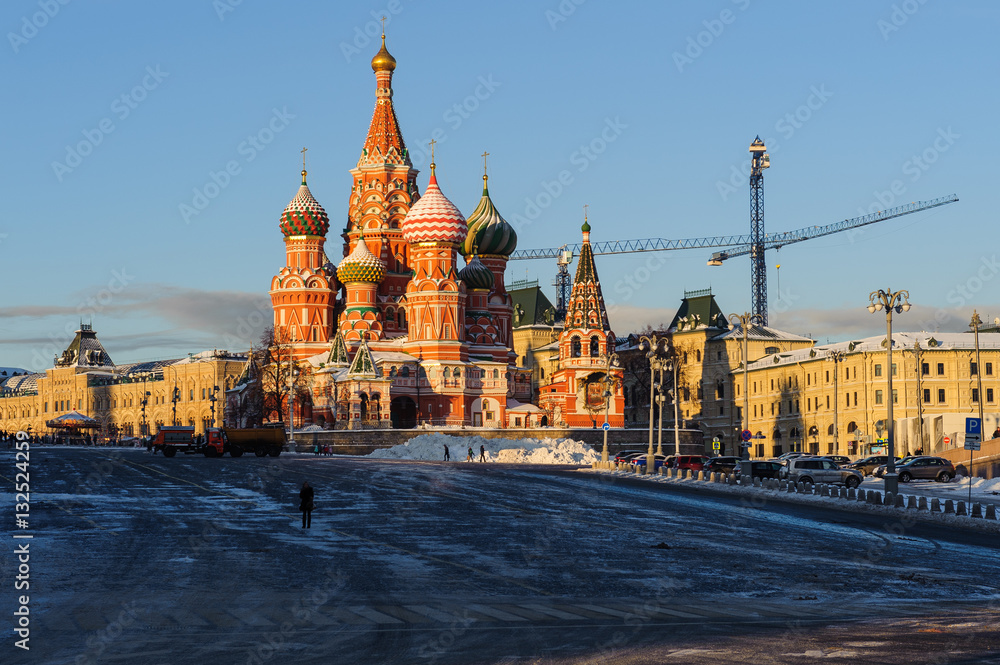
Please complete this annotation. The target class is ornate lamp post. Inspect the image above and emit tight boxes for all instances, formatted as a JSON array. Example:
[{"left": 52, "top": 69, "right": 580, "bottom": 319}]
[
  {"left": 140, "top": 389, "right": 150, "bottom": 437},
  {"left": 729, "top": 312, "right": 760, "bottom": 460},
  {"left": 600, "top": 351, "right": 620, "bottom": 462},
  {"left": 827, "top": 350, "right": 846, "bottom": 456},
  {"left": 287, "top": 362, "right": 299, "bottom": 451},
  {"left": 638, "top": 334, "right": 665, "bottom": 474},
  {"left": 868, "top": 288, "right": 910, "bottom": 495},
  {"left": 654, "top": 361, "right": 666, "bottom": 456},
  {"left": 208, "top": 385, "right": 220, "bottom": 428},
  {"left": 666, "top": 356, "right": 681, "bottom": 456},
  {"left": 171, "top": 386, "right": 180, "bottom": 426}
]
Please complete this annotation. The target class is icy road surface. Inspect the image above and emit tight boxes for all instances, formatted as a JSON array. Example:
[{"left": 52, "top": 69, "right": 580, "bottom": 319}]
[{"left": 3, "top": 447, "right": 1000, "bottom": 665}]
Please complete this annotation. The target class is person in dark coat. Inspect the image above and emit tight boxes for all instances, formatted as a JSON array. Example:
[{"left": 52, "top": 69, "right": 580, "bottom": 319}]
[
  {"left": 480, "top": 444, "right": 486, "bottom": 462},
  {"left": 299, "top": 481, "right": 314, "bottom": 529},
  {"left": 443, "top": 444, "right": 450, "bottom": 461}
]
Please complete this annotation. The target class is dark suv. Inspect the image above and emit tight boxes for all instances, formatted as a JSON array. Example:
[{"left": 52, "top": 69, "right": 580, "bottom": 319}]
[
  {"left": 735, "top": 460, "right": 783, "bottom": 480},
  {"left": 704, "top": 456, "right": 741, "bottom": 475},
  {"left": 896, "top": 456, "right": 956, "bottom": 483}
]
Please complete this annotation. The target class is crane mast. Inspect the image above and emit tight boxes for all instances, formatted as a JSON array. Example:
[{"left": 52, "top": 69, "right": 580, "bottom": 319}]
[{"left": 749, "top": 136, "right": 770, "bottom": 325}]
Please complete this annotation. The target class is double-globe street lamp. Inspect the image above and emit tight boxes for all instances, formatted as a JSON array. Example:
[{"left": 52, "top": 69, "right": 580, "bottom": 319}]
[
  {"left": 868, "top": 288, "right": 910, "bottom": 495},
  {"left": 639, "top": 334, "right": 666, "bottom": 474},
  {"left": 600, "top": 351, "right": 620, "bottom": 462},
  {"left": 729, "top": 312, "right": 761, "bottom": 461},
  {"left": 827, "top": 350, "right": 846, "bottom": 456}
]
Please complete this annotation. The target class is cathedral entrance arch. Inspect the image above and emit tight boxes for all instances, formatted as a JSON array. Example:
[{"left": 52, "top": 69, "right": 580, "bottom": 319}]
[
  {"left": 390, "top": 396, "right": 417, "bottom": 429},
  {"left": 471, "top": 397, "right": 496, "bottom": 427}
]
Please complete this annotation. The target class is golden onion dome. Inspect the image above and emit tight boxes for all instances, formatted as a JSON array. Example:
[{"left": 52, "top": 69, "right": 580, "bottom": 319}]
[{"left": 371, "top": 35, "right": 397, "bottom": 72}]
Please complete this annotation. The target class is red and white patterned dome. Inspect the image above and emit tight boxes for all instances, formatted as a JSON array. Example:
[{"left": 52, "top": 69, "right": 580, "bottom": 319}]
[{"left": 402, "top": 168, "right": 467, "bottom": 245}]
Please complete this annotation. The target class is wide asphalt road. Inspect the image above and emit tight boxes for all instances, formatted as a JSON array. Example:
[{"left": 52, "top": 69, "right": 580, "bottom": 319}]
[{"left": 3, "top": 446, "right": 999, "bottom": 664}]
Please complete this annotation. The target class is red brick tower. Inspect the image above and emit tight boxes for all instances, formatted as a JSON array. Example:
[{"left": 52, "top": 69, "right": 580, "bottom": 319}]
[
  {"left": 269, "top": 168, "right": 337, "bottom": 359},
  {"left": 343, "top": 33, "right": 419, "bottom": 339}
]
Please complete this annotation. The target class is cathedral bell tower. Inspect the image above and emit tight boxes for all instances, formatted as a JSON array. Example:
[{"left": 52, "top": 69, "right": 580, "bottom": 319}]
[{"left": 269, "top": 165, "right": 337, "bottom": 359}]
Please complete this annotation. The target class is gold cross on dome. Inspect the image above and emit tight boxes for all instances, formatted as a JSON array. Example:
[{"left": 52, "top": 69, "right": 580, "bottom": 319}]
[
  {"left": 482, "top": 150, "right": 490, "bottom": 174},
  {"left": 583, "top": 203, "right": 589, "bottom": 220},
  {"left": 429, "top": 139, "right": 437, "bottom": 163},
  {"left": 301, "top": 146, "right": 308, "bottom": 169}
]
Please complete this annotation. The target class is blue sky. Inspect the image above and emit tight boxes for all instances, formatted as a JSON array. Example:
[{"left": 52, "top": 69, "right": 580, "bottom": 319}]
[{"left": 1, "top": 0, "right": 996, "bottom": 372}]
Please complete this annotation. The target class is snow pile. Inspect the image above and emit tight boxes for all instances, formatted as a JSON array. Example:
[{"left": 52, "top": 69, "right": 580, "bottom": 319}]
[
  {"left": 367, "top": 433, "right": 599, "bottom": 464},
  {"left": 954, "top": 475, "right": 1000, "bottom": 495}
]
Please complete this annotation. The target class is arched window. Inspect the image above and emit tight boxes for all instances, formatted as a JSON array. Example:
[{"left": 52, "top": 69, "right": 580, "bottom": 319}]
[
  {"left": 590, "top": 336, "right": 600, "bottom": 357},
  {"left": 571, "top": 337, "right": 582, "bottom": 358},
  {"left": 454, "top": 368, "right": 461, "bottom": 378},
  {"left": 493, "top": 369, "right": 499, "bottom": 379},
  {"left": 827, "top": 424, "right": 834, "bottom": 435},
  {"left": 399, "top": 366, "right": 410, "bottom": 378},
  {"left": 398, "top": 310, "right": 406, "bottom": 328},
  {"left": 389, "top": 367, "right": 397, "bottom": 379},
  {"left": 696, "top": 350, "right": 701, "bottom": 362}
]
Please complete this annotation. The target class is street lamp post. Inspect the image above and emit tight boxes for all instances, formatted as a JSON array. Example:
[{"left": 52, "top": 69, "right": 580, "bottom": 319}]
[
  {"left": 971, "top": 311, "right": 985, "bottom": 504},
  {"left": 914, "top": 341, "right": 925, "bottom": 454},
  {"left": 828, "top": 350, "right": 846, "bottom": 456},
  {"left": 639, "top": 334, "right": 665, "bottom": 474},
  {"left": 208, "top": 385, "right": 220, "bottom": 428},
  {"left": 171, "top": 386, "right": 180, "bottom": 426},
  {"left": 287, "top": 362, "right": 298, "bottom": 451},
  {"left": 601, "top": 352, "right": 620, "bottom": 463},
  {"left": 654, "top": 361, "right": 667, "bottom": 456},
  {"left": 729, "top": 312, "right": 760, "bottom": 460},
  {"left": 140, "top": 390, "right": 150, "bottom": 437},
  {"left": 667, "top": 356, "right": 681, "bottom": 457},
  {"left": 868, "top": 288, "right": 910, "bottom": 495}
]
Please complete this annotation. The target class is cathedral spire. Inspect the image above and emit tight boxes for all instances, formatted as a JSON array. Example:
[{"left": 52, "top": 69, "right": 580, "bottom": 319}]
[
  {"left": 360, "top": 32, "right": 408, "bottom": 168},
  {"left": 567, "top": 213, "right": 609, "bottom": 330}
]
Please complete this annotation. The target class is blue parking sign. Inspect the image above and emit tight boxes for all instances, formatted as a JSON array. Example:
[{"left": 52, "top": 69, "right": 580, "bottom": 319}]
[{"left": 966, "top": 417, "right": 981, "bottom": 435}]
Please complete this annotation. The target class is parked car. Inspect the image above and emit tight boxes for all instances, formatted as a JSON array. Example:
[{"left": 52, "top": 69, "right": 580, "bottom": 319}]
[
  {"left": 873, "top": 456, "right": 919, "bottom": 478},
  {"left": 825, "top": 455, "right": 852, "bottom": 466},
  {"left": 784, "top": 457, "right": 863, "bottom": 488},
  {"left": 775, "top": 451, "right": 813, "bottom": 462},
  {"left": 673, "top": 455, "right": 710, "bottom": 472},
  {"left": 703, "top": 456, "right": 742, "bottom": 475},
  {"left": 895, "top": 456, "right": 956, "bottom": 483},
  {"left": 846, "top": 455, "right": 901, "bottom": 476},
  {"left": 735, "top": 459, "right": 783, "bottom": 480},
  {"left": 613, "top": 451, "right": 646, "bottom": 465},
  {"left": 631, "top": 454, "right": 668, "bottom": 470}
]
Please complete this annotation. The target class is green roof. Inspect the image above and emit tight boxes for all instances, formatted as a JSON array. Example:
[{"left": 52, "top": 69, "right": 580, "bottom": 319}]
[
  {"left": 509, "top": 280, "right": 557, "bottom": 327},
  {"left": 668, "top": 289, "right": 728, "bottom": 331}
]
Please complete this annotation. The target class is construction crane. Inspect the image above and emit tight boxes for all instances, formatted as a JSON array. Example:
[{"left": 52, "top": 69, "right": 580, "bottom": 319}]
[
  {"left": 748, "top": 136, "right": 769, "bottom": 324},
  {"left": 511, "top": 194, "right": 959, "bottom": 317}
]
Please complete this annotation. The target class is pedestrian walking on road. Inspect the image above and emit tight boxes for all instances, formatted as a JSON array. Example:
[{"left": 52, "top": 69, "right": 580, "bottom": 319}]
[
  {"left": 480, "top": 444, "right": 486, "bottom": 462},
  {"left": 467, "top": 446, "right": 474, "bottom": 462},
  {"left": 443, "top": 444, "right": 450, "bottom": 461},
  {"left": 299, "top": 481, "right": 314, "bottom": 529}
]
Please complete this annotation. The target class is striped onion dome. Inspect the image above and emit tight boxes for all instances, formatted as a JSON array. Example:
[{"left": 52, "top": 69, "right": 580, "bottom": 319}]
[
  {"left": 279, "top": 170, "right": 330, "bottom": 237},
  {"left": 457, "top": 252, "right": 494, "bottom": 290},
  {"left": 462, "top": 175, "right": 517, "bottom": 257},
  {"left": 337, "top": 234, "right": 385, "bottom": 284},
  {"left": 401, "top": 166, "right": 467, "bottom": 245}
]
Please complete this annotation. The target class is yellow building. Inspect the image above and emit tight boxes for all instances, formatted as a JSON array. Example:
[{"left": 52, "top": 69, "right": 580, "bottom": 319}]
[
  {"left": 734, "top": 331, "right": 1000, "bottom": 458},
  {"left": 0, "top": 324, "right": 247, "bottom": 439},
  {"left": 620, "top": 289, "right": 814, "bottom": 454},
  {"left": 509, "top": 280, "right": 562, "bottom": 403}
]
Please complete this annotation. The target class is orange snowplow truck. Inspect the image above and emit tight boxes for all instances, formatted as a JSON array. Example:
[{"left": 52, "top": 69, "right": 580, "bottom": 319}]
[{"left": 150, "top": 426, "right": 283, "bottom": 458}]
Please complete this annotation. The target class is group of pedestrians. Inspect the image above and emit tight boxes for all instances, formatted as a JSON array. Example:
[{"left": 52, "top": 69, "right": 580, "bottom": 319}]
[
  {"left": 442, "top": 443, "right": 488, "bottom": 462},
  {"left": 312, "top": 444, "right": 334, "bottom": 456}
]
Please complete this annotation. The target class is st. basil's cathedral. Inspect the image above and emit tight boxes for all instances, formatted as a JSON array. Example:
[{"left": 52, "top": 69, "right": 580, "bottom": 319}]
[{"left": 265, "top": 35, "right": 624, "bottom": 430}]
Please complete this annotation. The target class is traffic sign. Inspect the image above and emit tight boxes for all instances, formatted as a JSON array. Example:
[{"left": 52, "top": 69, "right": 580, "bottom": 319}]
[
  {"left": 966, "top": 417, "right": 982, "bottom": 436},
  {"left": 741, "top": 430, "right": 752, "bottom": 442},
  {"left": 602, "top": 422, "right": 610, "bottom": 431},
  {"left": 965, "top": 439, "right": 982, "bottom": 451},
  {"left": 943, "top": 436, "right": 951, "bottom": 446},
  {"left": 712, "top": 437, "right": 721, "bottom": 451}
]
